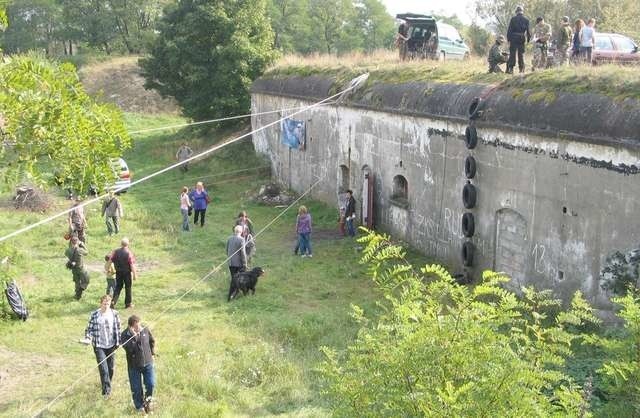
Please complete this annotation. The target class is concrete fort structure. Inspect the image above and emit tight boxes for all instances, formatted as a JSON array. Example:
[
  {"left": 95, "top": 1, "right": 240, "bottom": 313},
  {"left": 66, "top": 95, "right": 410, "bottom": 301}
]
[{"left": 250, "top": 74, "right": 640, "bottom": 311}]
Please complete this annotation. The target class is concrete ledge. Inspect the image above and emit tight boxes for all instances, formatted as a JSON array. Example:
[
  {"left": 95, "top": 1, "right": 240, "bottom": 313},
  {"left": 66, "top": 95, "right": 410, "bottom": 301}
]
[{"left": 253, "top": 75, "right": 640, "bottom": 149}]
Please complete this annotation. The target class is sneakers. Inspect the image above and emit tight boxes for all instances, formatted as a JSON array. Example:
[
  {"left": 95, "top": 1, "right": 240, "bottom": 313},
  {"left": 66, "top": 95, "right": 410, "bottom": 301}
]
[
  {"left": 308, "top": 254, "right": 313, "bottom": 258},
  {"left": 301, "top": 254, "right": 307, "bottom": 258},
  {"left": 125, "top": 303, "right": 135, "bottom": 309},
  {"left": 144, "top": 396, "right": 153, "bottom": 413}
]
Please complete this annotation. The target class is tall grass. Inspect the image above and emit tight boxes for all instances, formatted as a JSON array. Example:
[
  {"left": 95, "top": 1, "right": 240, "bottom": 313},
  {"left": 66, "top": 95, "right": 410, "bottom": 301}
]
[
  {"left": 267, "top": 49, "right": 640, "bottom": 101},
  {"left": 0, "top": 114, "right": 387, "bottom": 417}
]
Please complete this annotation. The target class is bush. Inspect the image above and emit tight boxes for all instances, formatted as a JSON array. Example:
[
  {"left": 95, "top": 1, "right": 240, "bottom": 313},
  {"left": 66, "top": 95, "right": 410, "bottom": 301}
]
[{"left": 320, "top": 229, "right": 597, "bottom": 417}]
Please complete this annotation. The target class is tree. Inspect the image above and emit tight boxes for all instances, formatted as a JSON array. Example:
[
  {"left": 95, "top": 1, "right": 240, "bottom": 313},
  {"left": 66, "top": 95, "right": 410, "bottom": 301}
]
[
  {"left": 1, "top": 0, "right": 62, "bottom": 55},
  {"left": 140, "top": 0, "right": 277, "bottom": 123},
  {"left": 601, "top": 0, "right": 640, "bottom": 41},
  {"left": 352, "top": 0, "right": 395, "bottom": 51},
  {"left": 268, "top": 0, "right": 309, "bottom": 53},
  {"left": 308, "top": 0, "right": 354, "bottom": 54},
  {"left": 321, "top": 230, "right": 597, "bottom": 417},
  {"left": 0, "top": 54, "right": 131, "bottom": 193},
  {"left": 466, "top": 21, "right": 492, "bottom": 56}
]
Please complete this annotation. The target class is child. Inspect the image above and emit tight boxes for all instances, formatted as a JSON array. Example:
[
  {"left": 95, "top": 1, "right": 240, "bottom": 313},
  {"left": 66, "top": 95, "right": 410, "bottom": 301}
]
[{"left": 104, "top": 254, "right": 116, "bottom": 296}]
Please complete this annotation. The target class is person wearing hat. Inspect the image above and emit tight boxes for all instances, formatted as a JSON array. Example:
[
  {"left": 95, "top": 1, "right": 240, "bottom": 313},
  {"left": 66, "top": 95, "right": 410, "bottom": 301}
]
[
  {"left": 532, "top": 16, "right": 552, "bottom": 70},
  {"left": 488, "top": 35, "right": 509, "bottom": 73},
  {"left": 556, "top": 16, "right": 574, "bottom": 66},
  {"left": 506, "top": 5, "right": 531, "bottom": 73}
]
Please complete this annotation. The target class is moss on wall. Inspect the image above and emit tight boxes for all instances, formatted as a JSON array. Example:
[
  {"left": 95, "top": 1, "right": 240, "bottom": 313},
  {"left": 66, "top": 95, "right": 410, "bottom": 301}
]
[{"left": 264, "top": 60, "right": 640, "bottom": 102}]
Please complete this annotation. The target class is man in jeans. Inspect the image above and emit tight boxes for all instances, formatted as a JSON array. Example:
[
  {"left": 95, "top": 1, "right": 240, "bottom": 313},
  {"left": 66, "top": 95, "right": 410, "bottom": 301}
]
[
  {"left": 110, "top": 237, "right": 138, "bottom": 309},
  {"left": 121, "top": 315, "right": 156, "bottom": 414},
  {"left": 344, "top": 190, "right": 357, "bottom": 237},
  {"left": 84, "top": 294, "right": 121, "bottom": 399}
]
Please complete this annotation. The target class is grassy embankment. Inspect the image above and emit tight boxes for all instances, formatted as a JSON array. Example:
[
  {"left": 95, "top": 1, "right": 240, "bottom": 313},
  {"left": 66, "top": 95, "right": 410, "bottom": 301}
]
[
  {"left": 267, "top": 50, "right": 640, "bottom": 102},
  {"left": 0, "top": 113, "right": 394, "bottom": 417}
]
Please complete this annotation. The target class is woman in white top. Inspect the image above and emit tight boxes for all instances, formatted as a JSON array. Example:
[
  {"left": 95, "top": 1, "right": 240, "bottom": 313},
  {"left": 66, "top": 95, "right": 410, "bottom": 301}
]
[
  {"left": 579, "top": 18, "right": 596, "bottom": 64},
  {"left": 180, "top": 186, "right": 192, "bottom": 231}
]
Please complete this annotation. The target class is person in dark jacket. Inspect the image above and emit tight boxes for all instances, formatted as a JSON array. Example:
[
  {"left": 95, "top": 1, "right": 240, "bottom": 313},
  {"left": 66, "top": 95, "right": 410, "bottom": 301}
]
[
  {"left": 506, "top": 5, "right": 531, "bottom": 73},
  {"left": 110, "top": 237, "right": 138, "bottom": 309},
  {"left": 344, "top": 190, "right": 357, "bottom": 237},
  {"left": 121, "top": 315, "right": 156, "bottom": 414}
]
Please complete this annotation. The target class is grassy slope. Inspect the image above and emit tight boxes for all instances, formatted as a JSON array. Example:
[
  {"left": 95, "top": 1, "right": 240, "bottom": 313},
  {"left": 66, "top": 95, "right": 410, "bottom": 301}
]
[
  {"left": 266, "top": 50, "right": 640, "bottom": 102},
  {"left": 0, "top": 114, "right": 383, "bottom": 417}
]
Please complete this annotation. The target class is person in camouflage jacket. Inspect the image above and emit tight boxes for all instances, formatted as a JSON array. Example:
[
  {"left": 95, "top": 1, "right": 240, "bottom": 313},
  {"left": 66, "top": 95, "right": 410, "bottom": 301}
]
[{"left": 488, "top": 35, "right": 509, "bottom": 73}]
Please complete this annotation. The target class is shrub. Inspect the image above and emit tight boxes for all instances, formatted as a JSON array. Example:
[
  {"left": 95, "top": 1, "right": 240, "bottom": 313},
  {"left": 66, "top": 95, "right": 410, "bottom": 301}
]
[{"left": 320, "top": 229, "right": 597, "bottom": 417}]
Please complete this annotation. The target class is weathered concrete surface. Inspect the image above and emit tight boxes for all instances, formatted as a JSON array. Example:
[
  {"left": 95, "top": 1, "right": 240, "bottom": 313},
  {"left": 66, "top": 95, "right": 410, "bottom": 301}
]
[{"left": 251, "top": 76, "right": 640, "bottom": 310}]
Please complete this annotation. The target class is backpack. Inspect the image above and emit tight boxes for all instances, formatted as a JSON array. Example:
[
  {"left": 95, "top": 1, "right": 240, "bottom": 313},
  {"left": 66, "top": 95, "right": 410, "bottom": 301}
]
[{"left": 4, "top": 280, "right": 28, "bottom": 321}]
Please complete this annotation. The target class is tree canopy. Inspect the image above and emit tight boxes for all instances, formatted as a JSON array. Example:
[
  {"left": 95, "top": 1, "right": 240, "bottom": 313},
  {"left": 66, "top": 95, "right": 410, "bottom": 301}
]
[
  {"left": 0, "top": 54, "right": 130, "bottom": 193},
  {"left": 140, "top": 0, "right": 277, "bottom": 123}
]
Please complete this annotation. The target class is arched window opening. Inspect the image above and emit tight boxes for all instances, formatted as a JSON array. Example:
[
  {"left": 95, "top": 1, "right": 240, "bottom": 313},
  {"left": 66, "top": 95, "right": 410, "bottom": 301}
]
[{"left": 391, "top": 175, "right": 409, "bottom": 208}]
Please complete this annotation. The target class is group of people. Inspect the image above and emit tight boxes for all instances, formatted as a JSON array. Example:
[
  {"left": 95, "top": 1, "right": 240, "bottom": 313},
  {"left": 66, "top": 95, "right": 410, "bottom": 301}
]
[
  {"left": 64, "top": 193, "right": 146, "bottom": 411},
  {"left": 82, "top": 294, "right": 155, "bottom": 414},
  {"left": 65, "top": 192, "right": 130, "bottom": 301},
  {"left": 61, "top": 141, "right": 363, "bottom": 414},
  {"left": 489, "top": 5, "right": 599, "bottom": 73},
  {"left": 179, "top": 181, "right": 211, "bottom": 231}
]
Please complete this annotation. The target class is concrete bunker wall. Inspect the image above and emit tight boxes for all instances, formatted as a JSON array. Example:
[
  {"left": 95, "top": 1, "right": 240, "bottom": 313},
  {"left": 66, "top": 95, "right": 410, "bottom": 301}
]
[{"left": 250, "top": 80, "right": 640, "bottom": 309}]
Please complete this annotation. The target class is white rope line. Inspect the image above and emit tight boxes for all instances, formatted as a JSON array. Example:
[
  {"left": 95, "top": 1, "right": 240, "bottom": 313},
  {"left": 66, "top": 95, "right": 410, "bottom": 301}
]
[
  {"left": 0, "top": 74, "right": 367, "bottom": 244},
  {"left": 29, "top": 175, "right": 325, "bottom": 418},
  {"left": 128, "top": 102, "right": 337, "bottom": 135},
  {"left": 133, "top": 165, "right": 270, "bottom": 190}
]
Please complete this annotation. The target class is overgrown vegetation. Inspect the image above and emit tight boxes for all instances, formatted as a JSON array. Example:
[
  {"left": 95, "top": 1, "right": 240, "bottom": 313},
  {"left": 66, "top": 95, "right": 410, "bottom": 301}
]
[
  {"left": 321, "top": 230, "right": 598, "bottom": 416},
  {"left": 321, "top": 230, "right": 640, "bottom": 417},
  {"left": 0, "top": 53, "right": 130, "bottom": 194},
  {"left": 265, "top": 51, "right": 640, "bottom": 102}
]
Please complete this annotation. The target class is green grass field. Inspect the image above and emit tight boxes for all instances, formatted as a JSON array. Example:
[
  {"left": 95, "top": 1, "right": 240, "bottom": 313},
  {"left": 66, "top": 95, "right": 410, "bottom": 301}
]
[{"left": 0, "top": 114, "right": 382, "bottom": 417}]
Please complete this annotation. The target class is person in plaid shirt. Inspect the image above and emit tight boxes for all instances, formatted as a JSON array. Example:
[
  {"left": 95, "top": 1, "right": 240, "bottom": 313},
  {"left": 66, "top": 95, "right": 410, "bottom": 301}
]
[{"left": 84, "top": 294, "right": 121, "bottom": 399}]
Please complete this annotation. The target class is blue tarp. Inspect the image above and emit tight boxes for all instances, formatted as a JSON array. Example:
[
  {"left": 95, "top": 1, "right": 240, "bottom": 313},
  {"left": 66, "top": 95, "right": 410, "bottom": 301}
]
[{"left": 281, "top": 118, "right": 305, "bottom": 149}]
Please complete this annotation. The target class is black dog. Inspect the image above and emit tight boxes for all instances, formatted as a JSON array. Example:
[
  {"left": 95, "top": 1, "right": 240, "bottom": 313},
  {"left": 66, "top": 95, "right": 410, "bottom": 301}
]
[{"left": 228, "top": 267, "right": 265, "bottom": 301}]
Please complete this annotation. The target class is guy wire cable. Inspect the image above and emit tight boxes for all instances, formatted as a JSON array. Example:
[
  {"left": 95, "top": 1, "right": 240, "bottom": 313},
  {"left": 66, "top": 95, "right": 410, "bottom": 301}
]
[
  {"left": 128, "top": 102, "right": 337, "bottom": 135},
  {"left": 0, "top": 73, "right": 368, "bottom": 244},
  {"left": 29, "top": 174, "right": 326, "bottom": 418}
]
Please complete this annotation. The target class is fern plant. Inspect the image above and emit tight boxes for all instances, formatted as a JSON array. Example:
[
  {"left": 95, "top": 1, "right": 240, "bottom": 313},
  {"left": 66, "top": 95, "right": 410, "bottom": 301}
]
[{"left": 320, "top": 229, "right": 597, "bottom": 417}]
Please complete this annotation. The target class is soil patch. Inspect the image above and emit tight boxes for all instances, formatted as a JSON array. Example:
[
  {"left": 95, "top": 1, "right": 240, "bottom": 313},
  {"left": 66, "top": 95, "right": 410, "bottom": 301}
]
[
  {"left": 0, "top": 346, "right": 67, "bottom": 405},
  {"left": 80, "top": 56, "right": 180, "bottom": 114}
]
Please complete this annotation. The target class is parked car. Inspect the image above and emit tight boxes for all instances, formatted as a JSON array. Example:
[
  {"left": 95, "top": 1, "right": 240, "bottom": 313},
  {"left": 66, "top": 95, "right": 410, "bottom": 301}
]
[
  {"left": 592, "top": 33, "right": 640, "bottom": 65},
  {"left": 396, "top": 14, "right": 470, "bottom": 61},
  {"left": 110, "top": 157, "right": 131, "bottom": 193}
]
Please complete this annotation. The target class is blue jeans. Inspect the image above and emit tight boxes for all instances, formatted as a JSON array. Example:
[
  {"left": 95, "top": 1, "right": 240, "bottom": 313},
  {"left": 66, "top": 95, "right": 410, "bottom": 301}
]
[
  {"left": 181, "top": 208, "right": 190, "bottom": 231},
  {"left": 128, "top": 363, "right": 155, "bottom": 410},
  {"left": 93, "top": 346, "right": 117, "bottom": 395},
  {"left": 346, "top": 217, "right": 356, "bottom": 237},
  {"left": 298, "top": 232, "right": 312, "bottom": 255},
  {"left": 105, "top": 278, "right": 116, "bottom": 296}
]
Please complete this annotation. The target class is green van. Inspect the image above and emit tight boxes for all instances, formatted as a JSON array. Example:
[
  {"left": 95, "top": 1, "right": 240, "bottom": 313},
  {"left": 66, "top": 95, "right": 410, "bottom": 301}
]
[{"left": 396, "top": 13, "right": 470, "bottom": 60}]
